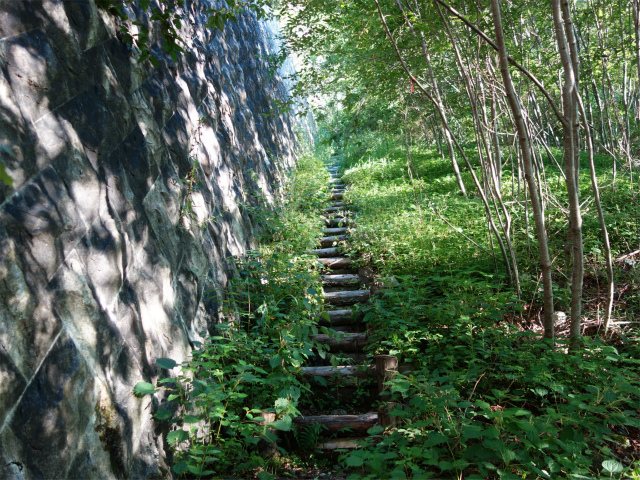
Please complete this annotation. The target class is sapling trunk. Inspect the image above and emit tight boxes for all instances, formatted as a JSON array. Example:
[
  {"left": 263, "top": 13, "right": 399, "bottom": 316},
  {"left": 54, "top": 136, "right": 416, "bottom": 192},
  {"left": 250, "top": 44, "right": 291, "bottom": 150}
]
[
  {"left": 552, "top": 0, "right": 584, "bottom": 348},
  {"left": 490, "top": 0, "right": 555, "bottom": 338}
]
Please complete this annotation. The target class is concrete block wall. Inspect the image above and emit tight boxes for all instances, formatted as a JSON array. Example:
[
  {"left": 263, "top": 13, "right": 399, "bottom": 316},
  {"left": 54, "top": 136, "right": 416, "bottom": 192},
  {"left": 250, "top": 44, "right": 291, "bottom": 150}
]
[{"left": 0, "top": 1, "right": 311, "bottom": 478}]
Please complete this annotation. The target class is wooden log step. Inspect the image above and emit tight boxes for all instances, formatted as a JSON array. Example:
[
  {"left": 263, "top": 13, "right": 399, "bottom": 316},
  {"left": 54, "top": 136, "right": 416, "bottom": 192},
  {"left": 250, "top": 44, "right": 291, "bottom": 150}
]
[
  {"left": 319, "top": 309, "right": 357, "bottom": 326},
  {"left": 311, "top": 247, "right": 341, "bottom": 258},
  {"left": 318, "top": 235, "right": 348, "bottom": 247},
  {"left": 324, "top": 206, "right": 346, "bottom": 214},
  {"left": 323, "top": 227, "right": 347, "bottom": 235},
  {"left": 317, "top": 438, "right": 365, "bottom": 450},
  {"left": 303, "top": 373, "right": 361, "bottom": 388},
  {"left": 329, "top": 268, "right": 358, "bottom": 275},
  {"left": 331, "top": 184, "right": 346, "bottom": 189},
  {"left": 332, "top": 202, "right": 346, "bottom": 207},
  {"left": 331, "top": 188, "right": 346, "bottom": 194},
  {"left": 329, "top": 178, "right": 342, "bottom": 183},
  {"left": 313, "top": 332, "right": 368, "bottom": 352},
  {"left": 331, "top": 192, "right": 344, "bottom": 200},
  {"left": 293, "top": 413, "right": 378, "bottom": 435},
  {"left": 325, "top": 217, "right": 349, "bottom": 228},
  {"left": 324, "top": 289, "right": 370, "bottom": 306},
  {"left": 301, "top": 365, "right": 375, "bottom": 380},
  {"left": 318, "top": 257, "right": 352, "bottom": 269},
  {"left": 322, "top": 274, "right": 359, "bottom": 287}
]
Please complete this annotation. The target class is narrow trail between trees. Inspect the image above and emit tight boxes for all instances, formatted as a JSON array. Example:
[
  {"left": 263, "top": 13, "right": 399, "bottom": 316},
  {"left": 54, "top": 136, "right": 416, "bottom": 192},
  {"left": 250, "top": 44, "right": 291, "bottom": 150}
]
[{"left": 292, "top": 161, "right": 400, "bottom": 454}]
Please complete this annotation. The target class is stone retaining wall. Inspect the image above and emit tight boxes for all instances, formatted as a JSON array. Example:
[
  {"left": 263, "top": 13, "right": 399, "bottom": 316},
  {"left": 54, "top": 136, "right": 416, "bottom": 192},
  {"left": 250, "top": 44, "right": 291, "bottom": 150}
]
[{"left": 0, "top": 1, "right": 310, "bottom": 477}]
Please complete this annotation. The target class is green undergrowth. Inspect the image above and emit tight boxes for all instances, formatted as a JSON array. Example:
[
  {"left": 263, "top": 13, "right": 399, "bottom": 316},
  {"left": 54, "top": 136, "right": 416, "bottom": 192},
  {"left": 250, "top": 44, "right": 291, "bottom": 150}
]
[
  {"left": 350, "top": 278, "right": 640, "bottom": 479},
  {"left": 134, "top": 154, "right": 339, "bottom": 479},
  {"left": 331, "top": 130, "right": 640, "bottom": 478}
]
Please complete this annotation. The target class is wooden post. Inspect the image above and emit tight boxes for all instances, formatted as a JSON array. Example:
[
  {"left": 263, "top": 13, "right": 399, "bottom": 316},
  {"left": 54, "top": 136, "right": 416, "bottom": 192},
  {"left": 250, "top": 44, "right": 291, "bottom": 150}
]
[
  {"left": 375, "top": 355, "right": 398, "bottom": 428},
  {"left": 257, "top": 411, "right": 278, "bottom": 457},
  {"left": 378, "top": 402, "right": 398, "bottom": 428},
  {"left": 375, "top": 355, "right": 398, "bottom": 394}
]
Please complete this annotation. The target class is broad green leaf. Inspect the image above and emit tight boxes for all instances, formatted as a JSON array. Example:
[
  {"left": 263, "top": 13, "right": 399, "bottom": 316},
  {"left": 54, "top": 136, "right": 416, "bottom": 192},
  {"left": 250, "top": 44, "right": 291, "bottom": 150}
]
[
  {"left": 267, "top": 416, "right": 292, "bottom": 431},
  {"left": 424, "top": 432, "right": 448, "bottom": 447},
  {"left": 601, "top": 459, "right": 623, "bottom": 473},
  {"left": 462, "top": 425, "right": 485, "bottom": 439},
  {"left": 156, "top": 357, "right": 178, "bottom": 369},
  {"left": 183, "top": 415, "right": 200, "bottom": 424},
  {"left": 172, "top": 462, "right": 189, "bottom": 475},
  {"left": 345, "top": 454, "right": 364, "bottom": 467},
  {"left": 439, "top": 460, "right": 454, "bottom": 471},
  {"left": 133, "top": 382, "right": 155, "bottom": 396},
  {"left": 153, "top": 408, "right": 173, "bottom": 420},
  {"left": 269, "top": 355, "right": 282, "bottom": 369},
  {"left": 274, "top": 397, "right": 289, "bottom": 411},
  {"left": 167, "top": 429, "right": 188, "bottom": 444}
]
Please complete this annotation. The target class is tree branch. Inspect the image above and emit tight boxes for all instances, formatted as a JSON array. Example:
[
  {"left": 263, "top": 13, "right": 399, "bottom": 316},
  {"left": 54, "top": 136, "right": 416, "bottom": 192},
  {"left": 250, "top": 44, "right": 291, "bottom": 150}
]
[{"left": 434, "top": 0, "right": 566, "bottom": 127}]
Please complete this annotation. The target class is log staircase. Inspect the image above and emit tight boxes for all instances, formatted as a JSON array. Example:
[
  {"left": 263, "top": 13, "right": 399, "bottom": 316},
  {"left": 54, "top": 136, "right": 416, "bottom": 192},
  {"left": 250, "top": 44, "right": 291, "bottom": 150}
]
[{"left": 292, "top": 162, "right": 399, "bottom": 451}]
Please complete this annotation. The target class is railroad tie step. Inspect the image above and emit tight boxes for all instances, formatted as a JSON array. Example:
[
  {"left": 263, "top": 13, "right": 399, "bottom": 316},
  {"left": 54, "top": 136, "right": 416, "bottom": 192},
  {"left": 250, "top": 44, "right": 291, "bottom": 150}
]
[
  {"left": 322, "top": 274, "right": 359, "bottom": 287},
  {"left": 329, "top": 178, "right": 342, "bottom": 184},
  {"left": 327, "top": 268, "right": 357, "bottom": 275},
  {"left": 318, "top": 256, "right": 352, "bottom": 270},
  {"left": 312, "top": 332, "right": 368, "bottom": 352},
  {"left": 311, "top": 247, "right": 340, "bottom": 258},
  {"left": 293, "top": 412, "right": 378, "bottom": 436},
  {"left": 323, "top": 227, "right": 347, "bottom": 235},
  {"left": 331, "top": 192, "right": 344, "bottom": 200},
  {"left": 300, "top": 365, "right": 375, "bottom": 387},
  {"left": 317, "top": 438, "right": 366, "bottom": 450},
  {"left": 324, "top": 216, "right": 349, "bottom": 228},
  {"left": 318, "top": 309, "right": 358, "bottom": 326},
  {"left": 324, "top": 206, "right": 348, "bottom": 214},
  {"left": 324, "top": 289, "right": 370, "bottom": 306},
  {"left": 318, "top": 235, "right": 348, "bottom": 247},
  {"left": 331, "top": 184, "right": 346, "bottom": 189}
]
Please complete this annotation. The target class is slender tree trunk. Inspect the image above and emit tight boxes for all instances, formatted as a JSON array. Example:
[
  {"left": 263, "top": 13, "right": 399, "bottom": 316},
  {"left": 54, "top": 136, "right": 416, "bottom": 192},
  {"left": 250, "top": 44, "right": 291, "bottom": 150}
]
[
  {"left": 490, "top": 0, "right": 555, "bottom": 339},
  {"left": 553, "top": 0, "right": 584, "bottom": 348},
  {"left": 633, "top": 0, "right": 640, "bottom": 115}
]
